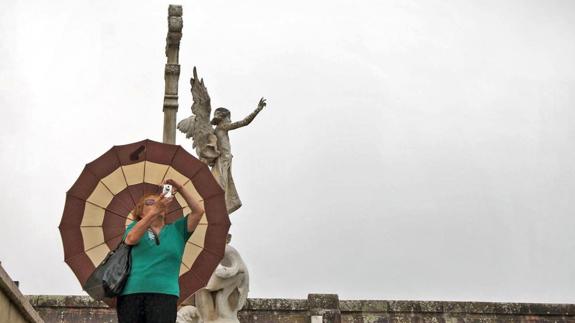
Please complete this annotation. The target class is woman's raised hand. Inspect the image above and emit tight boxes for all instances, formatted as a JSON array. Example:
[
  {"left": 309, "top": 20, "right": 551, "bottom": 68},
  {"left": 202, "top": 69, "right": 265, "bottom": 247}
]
[{"left": 163, "top": 179, "right": 183, "bottom": 194}]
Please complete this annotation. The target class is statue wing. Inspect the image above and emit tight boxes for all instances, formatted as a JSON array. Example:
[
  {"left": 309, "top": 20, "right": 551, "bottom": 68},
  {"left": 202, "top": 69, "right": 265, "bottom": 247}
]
[
  {"left": 177, "top": 115, "right": 195, "bottom": 140},
  {"left": 190, "top": 66, "right": 211, "bottom": 121},
  {"left": 177, "top": 67, "right": 219, "bottom": 163}
]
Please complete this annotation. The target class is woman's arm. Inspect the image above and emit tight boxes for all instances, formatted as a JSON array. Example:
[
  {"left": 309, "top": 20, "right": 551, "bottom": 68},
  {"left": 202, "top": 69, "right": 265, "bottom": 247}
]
[
  {"left": 124, "top": 198, "right": 168, "bottom": 245},
  {"left": 165, "top": 179, "right": 205, "bottom": 233}
]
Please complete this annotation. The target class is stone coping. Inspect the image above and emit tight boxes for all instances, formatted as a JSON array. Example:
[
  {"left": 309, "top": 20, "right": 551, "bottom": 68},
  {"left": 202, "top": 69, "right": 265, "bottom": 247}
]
[
  {"left": 338, "top": 300, "right": 574, "bottom": 316},
  {"left": 244, "top": 298, "right": 309, "bottom": 311},
  {"left": 27, "top": 295, "right": 110, "bottom": 309},
  {"left": 27, "top": 295, "right": 574, "bottom": 316}
]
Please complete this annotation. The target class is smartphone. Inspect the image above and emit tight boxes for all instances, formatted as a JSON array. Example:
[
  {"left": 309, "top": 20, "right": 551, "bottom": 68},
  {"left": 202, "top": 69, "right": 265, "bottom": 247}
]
[{"left": 162, "top": 184, "right": 173, "bottom": 198}]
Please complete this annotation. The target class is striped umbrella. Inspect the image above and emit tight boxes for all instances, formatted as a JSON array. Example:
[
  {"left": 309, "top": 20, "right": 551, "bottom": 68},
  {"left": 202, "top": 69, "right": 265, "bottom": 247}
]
[{"left": 59, "top": 139, "right": 229, "bottom": 306}]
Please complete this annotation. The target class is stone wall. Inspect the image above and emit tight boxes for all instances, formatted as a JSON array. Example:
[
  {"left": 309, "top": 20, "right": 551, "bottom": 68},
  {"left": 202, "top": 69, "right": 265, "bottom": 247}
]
[
  {"left": 28, "top": 294, "right": 575, "bottom": 323},
  {"left": 0, "top": 291, "right": 34, "bottom": 323},
  {"left": 0, "top": 263, "right": 44, "bottom": 323}
]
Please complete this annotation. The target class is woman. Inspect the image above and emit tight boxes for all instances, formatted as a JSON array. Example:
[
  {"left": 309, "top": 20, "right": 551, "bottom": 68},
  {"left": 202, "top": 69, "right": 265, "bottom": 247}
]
[{"left": 117, "top": 179, "right": 204, "bottom": 323}]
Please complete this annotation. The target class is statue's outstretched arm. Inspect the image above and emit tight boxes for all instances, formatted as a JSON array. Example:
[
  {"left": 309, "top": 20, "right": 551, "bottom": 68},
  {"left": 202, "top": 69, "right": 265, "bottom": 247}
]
[{"left": 221, "top": 98, "right": 266, "bottom": 131}]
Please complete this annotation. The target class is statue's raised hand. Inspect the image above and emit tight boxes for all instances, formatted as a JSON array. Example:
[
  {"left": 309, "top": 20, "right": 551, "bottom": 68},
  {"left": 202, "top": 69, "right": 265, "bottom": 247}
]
[{"left": 258, "top": 97, "right": 267, "bottom": 110}]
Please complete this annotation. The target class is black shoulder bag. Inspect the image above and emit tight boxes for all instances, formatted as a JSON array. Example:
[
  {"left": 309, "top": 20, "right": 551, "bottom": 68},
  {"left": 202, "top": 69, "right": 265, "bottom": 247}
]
[{"left": 83, "top": 241, "right": 132, "bottom": 300}]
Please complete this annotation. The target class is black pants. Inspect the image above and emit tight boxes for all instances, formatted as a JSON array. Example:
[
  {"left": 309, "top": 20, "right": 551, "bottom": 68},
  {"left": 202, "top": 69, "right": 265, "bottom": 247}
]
[{"left": 117, "top": 293, "right": 178, "bottom": 323}]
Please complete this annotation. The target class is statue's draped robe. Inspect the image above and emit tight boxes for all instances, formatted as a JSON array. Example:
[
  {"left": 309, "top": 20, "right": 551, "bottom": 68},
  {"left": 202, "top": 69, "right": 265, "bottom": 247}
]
[{"left": 212, "top": 126, "right": 241, "bottom": 214}]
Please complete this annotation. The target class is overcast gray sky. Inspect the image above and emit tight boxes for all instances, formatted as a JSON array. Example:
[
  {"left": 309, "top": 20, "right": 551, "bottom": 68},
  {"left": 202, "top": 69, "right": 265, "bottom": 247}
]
[{"left": 1, "top": 0, "right": 574, "bottom": 303}]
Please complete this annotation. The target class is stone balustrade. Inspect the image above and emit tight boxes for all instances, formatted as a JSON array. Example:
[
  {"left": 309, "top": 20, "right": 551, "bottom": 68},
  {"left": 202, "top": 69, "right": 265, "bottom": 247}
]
[{"left": 28, "top": 294, "right": 575, "bottom": 323}]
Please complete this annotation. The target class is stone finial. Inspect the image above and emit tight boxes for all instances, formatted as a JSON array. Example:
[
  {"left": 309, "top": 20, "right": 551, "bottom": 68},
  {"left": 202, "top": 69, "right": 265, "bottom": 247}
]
[{"left": 168, "top": 4, "right": 183, "bottom": 16}]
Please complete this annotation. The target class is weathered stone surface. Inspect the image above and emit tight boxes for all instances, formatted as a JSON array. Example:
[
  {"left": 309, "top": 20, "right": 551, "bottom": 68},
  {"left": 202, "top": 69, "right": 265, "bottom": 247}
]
[
  {"left": 308, "top": 294, "right": 340, "bottom": 310},
  {"left": 168, "top": 16, "right": 183, "bottom": 31},
  {"left": 239, "top": 311, "right": 308, "bottom": 323},
  {"left": 163, "top": 4, "right": 182, "bottom": 144},
  {"left": 27, "top": 295, "right": 107, "bottom": 308},
  {"left": 34, "top": 307, "right": 116, "bottom": 323},
  {"left": 168, "top": 4, "right": 182, "bottom": 16},
  {"left": 165, "top": 64, "right": 181, "bottom": 74},
  {"left": 245, "top": 298, "right": 308, "bottom": 311},
  {"left": 388, "top": 300, "right": 443, "bottom": 313},
  {"left": 28, "top": 295, "right": 114, "bottom": 323},
  {"left": 28, "top": 295, "right": 575, "bottom": 323},
  {"left": 308, "top": 294, "right": 341, "bottom": 323},
  {"left": 341, "top": 300, "right": 389, "bottom": 313}
]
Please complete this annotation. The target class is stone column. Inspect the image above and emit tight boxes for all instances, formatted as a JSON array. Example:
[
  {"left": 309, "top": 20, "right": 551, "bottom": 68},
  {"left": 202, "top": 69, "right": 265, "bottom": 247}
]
[
  {"left": 308, "top": 294, "right": 341, "bottom": 323},
  {"left": 163, "top": 4, "right": 182, "bottom": 144}
]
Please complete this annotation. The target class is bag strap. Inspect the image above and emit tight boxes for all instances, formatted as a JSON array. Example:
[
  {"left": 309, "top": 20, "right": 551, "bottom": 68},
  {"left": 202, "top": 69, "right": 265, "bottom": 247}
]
[{"left": 119, "top": 227, "right": 160, "bottom": 247}]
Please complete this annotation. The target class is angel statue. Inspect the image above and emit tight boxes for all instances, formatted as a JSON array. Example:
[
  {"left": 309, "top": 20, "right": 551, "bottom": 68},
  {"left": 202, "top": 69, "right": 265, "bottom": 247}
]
[{"left": 177, "top": 67, "right": 266, "bottom": 214}]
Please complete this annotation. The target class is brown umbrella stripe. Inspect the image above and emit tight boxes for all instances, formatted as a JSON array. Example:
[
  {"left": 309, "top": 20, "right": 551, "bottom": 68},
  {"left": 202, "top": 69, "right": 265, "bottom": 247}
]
[{"left": 59, "top": 139, "right": 230, "bottom": 305}]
